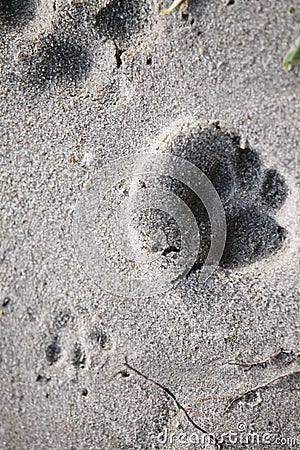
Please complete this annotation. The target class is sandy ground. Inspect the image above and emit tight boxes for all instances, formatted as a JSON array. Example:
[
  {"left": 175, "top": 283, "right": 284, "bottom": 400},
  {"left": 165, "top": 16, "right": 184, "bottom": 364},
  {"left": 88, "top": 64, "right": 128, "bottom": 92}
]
[{"left": 0, "top": 0, "right": 299, "bottom": 449}]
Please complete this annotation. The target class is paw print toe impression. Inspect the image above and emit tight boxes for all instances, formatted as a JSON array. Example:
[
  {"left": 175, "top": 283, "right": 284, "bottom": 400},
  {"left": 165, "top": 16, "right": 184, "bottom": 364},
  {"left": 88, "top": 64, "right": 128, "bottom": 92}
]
[{"left": 166, "top": 125, "right": 289, "bottom": 272}]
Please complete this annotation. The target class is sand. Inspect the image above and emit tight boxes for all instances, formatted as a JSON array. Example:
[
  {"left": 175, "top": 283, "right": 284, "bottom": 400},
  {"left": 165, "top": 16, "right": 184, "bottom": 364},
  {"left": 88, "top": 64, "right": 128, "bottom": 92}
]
[{"left": 0, "top": 0, "right": 299, "bottom": 449}]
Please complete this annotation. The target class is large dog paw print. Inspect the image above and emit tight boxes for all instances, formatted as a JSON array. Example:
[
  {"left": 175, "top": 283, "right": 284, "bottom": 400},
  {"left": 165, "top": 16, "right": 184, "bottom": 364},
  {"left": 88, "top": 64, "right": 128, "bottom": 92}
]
[
  {"left": 21, "top": 0, "right": 149, "bottom": 89},
  {"left": 165, "top": 124, "right": 288, "bottom": 271},
  {"left": 18, "top": 0, "right": 147, "bottom": 88}
]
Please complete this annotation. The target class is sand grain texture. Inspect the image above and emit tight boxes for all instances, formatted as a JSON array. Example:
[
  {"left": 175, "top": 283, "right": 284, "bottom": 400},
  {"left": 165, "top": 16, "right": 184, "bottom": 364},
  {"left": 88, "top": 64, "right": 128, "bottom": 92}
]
[{"left": 0, "top": 0, "right": 299, "bottom": 449}]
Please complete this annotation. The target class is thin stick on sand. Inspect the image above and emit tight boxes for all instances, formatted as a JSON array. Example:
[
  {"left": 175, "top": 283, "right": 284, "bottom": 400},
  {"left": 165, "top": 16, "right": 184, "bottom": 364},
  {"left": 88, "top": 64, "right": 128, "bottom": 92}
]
[{"left": 160, "top": 0, "right": 186, "bottom": 15}]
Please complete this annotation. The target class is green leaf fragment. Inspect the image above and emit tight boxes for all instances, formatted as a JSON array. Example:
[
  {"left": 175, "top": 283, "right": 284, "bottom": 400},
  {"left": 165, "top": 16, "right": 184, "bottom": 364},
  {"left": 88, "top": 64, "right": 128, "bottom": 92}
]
[
  {"left": 282, "top": 35, "right": 300, "bottom": 67},
  {"left": 176, "top": 400, "right": 182, "bottom": 410},
  {"left": 225, "top": 335, "right": 233, "bottom": 341}
]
